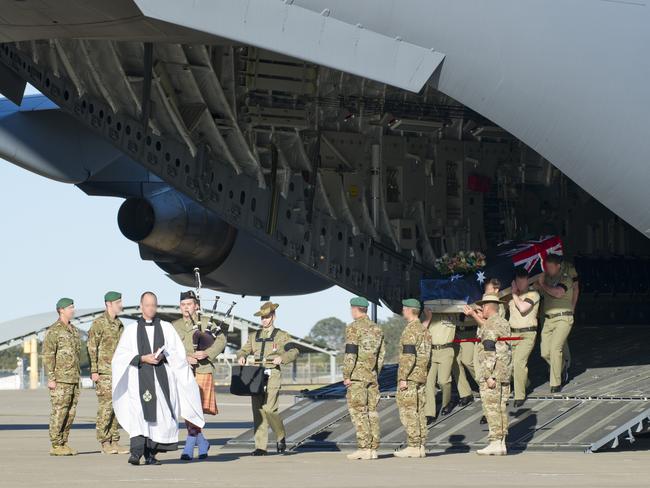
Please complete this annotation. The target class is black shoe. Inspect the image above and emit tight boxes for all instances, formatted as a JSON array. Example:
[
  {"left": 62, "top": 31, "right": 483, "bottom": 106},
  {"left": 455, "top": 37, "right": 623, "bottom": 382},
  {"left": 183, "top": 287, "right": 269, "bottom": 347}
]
[
  {"left": 251, "top": 449, "right": 267, "bottom": 456},
  {"left": 128, "top": 455, "right": 141, "bottom": 466},
  {"left": 513, "top": 399, "right": 525, "bottom": 408},
  {"left": 180, "top": 453, "right": 192, "bottom": 461},
  {"left": 277, "top": 438, "right": 286, "bottom": 454},
  {"left": 479, "top": 415, "right": 487, "bottom": 424},
  {"left": 144, "top": 455, "right": 161, "bottom": 465},
  {"left": 440, "top": 404, "right": 453, "bottom": 416},
  {"left": 426, "top": 416, "right": 436, "bottom": 426},
  {"left": 458, "top": 396, "right": 474, "bottom": 407},
  {"left": 198, "top": 453, "right": 208, "bottom": 460},
  {"left": 550, "top": 386, "right": 562, "bottom": 394}
]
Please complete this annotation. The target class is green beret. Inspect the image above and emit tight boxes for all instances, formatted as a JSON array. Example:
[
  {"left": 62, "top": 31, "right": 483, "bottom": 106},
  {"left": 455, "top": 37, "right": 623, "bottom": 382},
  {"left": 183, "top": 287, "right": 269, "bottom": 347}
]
[
  {"left": 350, "top": 296, "right": 369, "bottom": 307},
  {"left": 56, "top": 298, "right": 74, "bottom": 309},
  {"left": 402, "top": 298, "right": 421, "bottom": 309},
  {"left": 104, "top": 291, "right": 122, "bottom": 302}
]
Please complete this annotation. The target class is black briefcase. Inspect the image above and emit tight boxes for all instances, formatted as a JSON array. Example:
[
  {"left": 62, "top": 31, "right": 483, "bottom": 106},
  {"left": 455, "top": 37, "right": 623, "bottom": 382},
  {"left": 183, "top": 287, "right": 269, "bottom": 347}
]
[{"left": 230, "top": 365, "right": 267, "bottom": 396}]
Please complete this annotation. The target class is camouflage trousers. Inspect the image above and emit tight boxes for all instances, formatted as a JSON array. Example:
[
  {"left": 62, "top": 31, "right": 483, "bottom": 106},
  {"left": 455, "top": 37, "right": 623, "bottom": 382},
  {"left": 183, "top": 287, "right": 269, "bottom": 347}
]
[
  {"left": 346, "top": 381, "right": 381, "bottom": 449},
  {"left": 396, "top": 381, "right": 427, "bottom": 447},
  {"left": 479, "top": 381, "right": 510, "bottom": 441},
  {"left": 49, "top": 382, "right": 79, "bottom": 447},
  {"left": 95, "top": 375, "right": 120, "bottom": 443}
]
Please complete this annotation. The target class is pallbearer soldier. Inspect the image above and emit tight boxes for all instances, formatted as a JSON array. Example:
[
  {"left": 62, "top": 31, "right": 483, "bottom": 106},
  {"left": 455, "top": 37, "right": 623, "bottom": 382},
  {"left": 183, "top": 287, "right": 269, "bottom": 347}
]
[
  {"left": 452, "top": 312, "right": 478, "bottom": 408},
  {"left": 509, "top": 268, "right": 540, "bottom": 406},
  {"left": 343, "top": 297, "right": 385, "bottom": 461},
  {"left": 464, "top": 294, "right": 512, "bottom": 456},
  {"left": 394, "top": 299, "right": 431, "bottom": 458},
  {"left": 43, "top": 298, "right": 81, "bottom": 456},
  {"left": 237, "top": 302, "right": 299, "bottom": 456},
  {"left": 172, "top": 290, "right": 227, "bottom": 461},
  {"left": 87, "top": 291, "right": 128, "bottom": 454},
  {"left": 536, "top": 253, "right": 576, "bottom": 393},
  {"left": 423, "top": 307, "right": 455, "bottom": 423}
]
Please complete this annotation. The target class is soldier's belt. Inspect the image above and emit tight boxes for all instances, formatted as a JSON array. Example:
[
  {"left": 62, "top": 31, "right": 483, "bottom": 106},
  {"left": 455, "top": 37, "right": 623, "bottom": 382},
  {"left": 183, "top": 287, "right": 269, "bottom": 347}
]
[
  {"left": 454, "top": 337, "right": 523, "bottom": 343},
  {"left": 431, "top": 343, "right": 454, "bottom": 350},
  {"left": 510, "top": 327, "right": 538, "bottom": 333},
  {"left": 545, "top": 311, "right": 573, "bottom": 319}
]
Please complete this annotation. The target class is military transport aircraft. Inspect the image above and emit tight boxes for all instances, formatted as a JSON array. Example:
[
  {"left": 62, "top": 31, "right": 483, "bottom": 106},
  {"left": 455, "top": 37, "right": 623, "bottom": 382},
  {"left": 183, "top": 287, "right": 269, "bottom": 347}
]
[{"left": 1, "top": 0, "right": 649, "bottom": 310}]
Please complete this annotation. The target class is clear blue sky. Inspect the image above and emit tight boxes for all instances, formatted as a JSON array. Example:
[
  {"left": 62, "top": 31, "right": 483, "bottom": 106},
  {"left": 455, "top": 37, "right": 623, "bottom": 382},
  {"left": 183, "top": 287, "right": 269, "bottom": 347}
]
[{"left": 0, "top": 92, "right": 392, "bottom": 337}]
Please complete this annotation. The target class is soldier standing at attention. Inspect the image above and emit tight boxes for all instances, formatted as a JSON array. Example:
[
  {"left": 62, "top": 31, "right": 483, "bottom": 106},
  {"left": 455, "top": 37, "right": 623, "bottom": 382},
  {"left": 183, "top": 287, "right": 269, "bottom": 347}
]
[
  {"left": 237, "top": 302, "right": 299, "bottom": 456},
  {"left": 464, "top": 294, "right": 512, "bottom": 456},
  {"left": 87, "top": 291, "right": 128, "bottom": 454},
  {"left": 509, "top": 268, "right": 540, "bottom": 407},
  {"left": 43, "top": 298, "right": 81, "bottom": 456},
  {"left": 343, "top": 297, "right": 385, "bottom": 461},
  {"left": 536, "top": 253, "right": 576, "bottom": 393},
  {"left": 394, "top": 299, "right": 431, "bottom": 458},
  {"left": 173, "top": 290, "right": 227, "bottom": 461},
  {"left": 423, "top": 307, "right": 456, "bottom": 423}
]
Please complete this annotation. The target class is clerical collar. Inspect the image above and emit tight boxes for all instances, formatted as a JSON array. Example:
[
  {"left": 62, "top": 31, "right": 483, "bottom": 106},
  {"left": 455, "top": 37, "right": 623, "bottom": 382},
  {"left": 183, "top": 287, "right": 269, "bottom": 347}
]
[{"left": 144, "top": 319, "right": 154, "bottom": 326}]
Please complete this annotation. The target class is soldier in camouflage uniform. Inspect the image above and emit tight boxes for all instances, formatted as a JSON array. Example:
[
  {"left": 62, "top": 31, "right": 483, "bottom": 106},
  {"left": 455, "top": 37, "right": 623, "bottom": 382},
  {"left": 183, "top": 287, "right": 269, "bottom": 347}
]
[
  {"left": 87, "top": 291, "right": 128, "bottom": 454},
  {"left": 394, "top": 298, "right": 431, "bottom": 458},
  {"left": 464, "top": 294, "right": 512, "bottom": 456},
  {"left": 343, "top": 296, "right": 385, "bottom": 461},
  {"left": 42, "top": 298, "right": 81, "bottom": 456},
  {"left": 237, "top": 302, "right": 300, "bottom": 456},
  {"left": 173, "top": 290, "right": 227, "bottom": 461}
]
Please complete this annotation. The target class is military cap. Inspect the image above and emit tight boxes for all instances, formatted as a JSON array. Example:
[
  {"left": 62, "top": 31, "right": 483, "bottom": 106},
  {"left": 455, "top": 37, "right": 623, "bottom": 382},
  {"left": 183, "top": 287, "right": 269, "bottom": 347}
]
[
  {"left": 402, "top": 298, "right": 421, "bottom": 309},
  {"left": 475, "top": 293, "right": 507, "bottom": 305},
  {"left": 254, "top": 301, "right": 279, "bottom": 317},
  {"left": 104, "top": 291, "right": 121, "bottom": 302},
  {"left": 180, "top": 290, "right": 198, "bottom": 302},
  {"left": 56, "top": 297, "right": 74, "bottom": 309},
  {"left": 350, "top": 296, "right": 369, "bottom": 307}
]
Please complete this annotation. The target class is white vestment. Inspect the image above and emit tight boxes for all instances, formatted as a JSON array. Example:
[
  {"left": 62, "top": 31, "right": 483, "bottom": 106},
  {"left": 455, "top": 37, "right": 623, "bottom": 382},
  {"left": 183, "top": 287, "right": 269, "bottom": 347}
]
[{"left": 112, "top": 320, "right": 205, "bottom": 444}]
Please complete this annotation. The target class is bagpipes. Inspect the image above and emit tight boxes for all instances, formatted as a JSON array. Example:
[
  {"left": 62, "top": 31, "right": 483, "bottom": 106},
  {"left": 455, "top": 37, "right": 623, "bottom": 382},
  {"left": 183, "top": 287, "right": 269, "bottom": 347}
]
[{"left": 191, "top": 267, "right": 237, "bottom": 352}]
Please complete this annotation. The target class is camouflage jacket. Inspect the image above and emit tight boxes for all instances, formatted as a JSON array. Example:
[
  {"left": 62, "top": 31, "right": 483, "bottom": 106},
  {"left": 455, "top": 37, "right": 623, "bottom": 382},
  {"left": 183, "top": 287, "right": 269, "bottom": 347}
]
[
  {"left": 476, "top": 314, "right": 512, "bottom": 383},
  {"left": 87, "top": 312, "right": 123, "bottom": 375},
  {"left": 342, "top": 316, "right": 385, "bottom": 382},
  {"left": 42, "top": 320, "right": 81, "bottom": 384},
  {"left": 172, "top": 314, "right": 227, "bottom": 374},
  {"left": 397, "top": 319, "right": 431, "bottom": 384}
]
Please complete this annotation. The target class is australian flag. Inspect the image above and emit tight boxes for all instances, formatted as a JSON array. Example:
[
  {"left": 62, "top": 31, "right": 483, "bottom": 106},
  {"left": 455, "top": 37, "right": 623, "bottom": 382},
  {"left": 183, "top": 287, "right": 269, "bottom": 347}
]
[{"left": 420, "top": 236, "right": 564, "bottom": 304}]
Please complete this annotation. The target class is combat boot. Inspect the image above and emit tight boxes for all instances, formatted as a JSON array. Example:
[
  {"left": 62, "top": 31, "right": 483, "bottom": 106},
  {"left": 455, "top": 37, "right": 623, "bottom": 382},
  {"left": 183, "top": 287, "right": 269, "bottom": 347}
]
[
  {"left": 111, "top": 441, "right": 130, "bottom": 454},
  {"left": 49, "top": 445, "right": 69, "bottom": 456},
  {"left": 370, "top": 449, "right": 378, "bottom": 460},
  {"left": 476, "top": 440, "right": 504, "bottom": 456},
  {"left": 346, "top": 449, "right": 373, "bottom": 460},
  {"left": 501, "top": 439, "right": 508, "bottom": 455},
  {"left": 420, "top": 445, "right": 427, "bottom": 458},
  {"left": 101, "top": 441, "right": 118, "bottom": 454},
  {"left": 61, "top": 444, "right": 78, "bottom": 456},
  {"left": 393, "top": 446, "right": 421, "bottom": 458}
]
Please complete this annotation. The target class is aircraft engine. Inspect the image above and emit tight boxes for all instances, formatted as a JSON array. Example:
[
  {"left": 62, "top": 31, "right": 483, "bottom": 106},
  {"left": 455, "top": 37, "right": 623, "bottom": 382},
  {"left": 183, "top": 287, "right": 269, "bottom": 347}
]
[{"left": 117, "top": 188, "right": 330, "bottom": 296}]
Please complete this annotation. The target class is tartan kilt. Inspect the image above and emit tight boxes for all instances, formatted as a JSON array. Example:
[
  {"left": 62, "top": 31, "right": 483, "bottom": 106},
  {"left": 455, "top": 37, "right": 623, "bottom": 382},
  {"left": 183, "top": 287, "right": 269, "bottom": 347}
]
[{"left": 195, "top": 372, "right": 218, "bottom": 415}]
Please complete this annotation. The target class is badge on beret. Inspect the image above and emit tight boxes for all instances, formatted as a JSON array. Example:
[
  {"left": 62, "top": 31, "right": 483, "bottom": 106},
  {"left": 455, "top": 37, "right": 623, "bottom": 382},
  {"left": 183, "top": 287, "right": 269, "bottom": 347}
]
[{"left": 180, "top": 290, "right": 198, "bottom": 302}]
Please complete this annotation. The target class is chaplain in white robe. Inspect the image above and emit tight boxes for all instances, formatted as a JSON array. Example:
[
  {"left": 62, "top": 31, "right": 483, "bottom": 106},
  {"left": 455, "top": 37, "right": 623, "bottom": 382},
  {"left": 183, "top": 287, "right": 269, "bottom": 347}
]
[{"left": 112, "top": 291, "right": 204, "bottom": 465}]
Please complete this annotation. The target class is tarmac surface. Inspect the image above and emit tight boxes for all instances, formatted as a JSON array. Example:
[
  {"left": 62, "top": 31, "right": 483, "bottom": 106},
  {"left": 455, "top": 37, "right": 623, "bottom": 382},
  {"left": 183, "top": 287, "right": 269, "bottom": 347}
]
[{"left": 0, "top": 389, "right": 648, "bottom": 488}]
